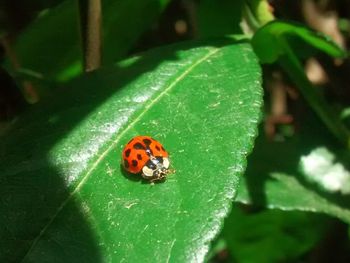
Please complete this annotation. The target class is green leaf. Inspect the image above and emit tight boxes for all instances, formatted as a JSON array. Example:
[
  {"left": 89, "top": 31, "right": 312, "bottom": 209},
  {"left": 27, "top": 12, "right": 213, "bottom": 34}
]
[
  {"left": 299, "top": 147, "right": 350, "bottom": 195},
  {"left": 238, "top": 172, "right": 350, "bottom": 224},
  {"left": 197, "top": 0, "right": 244, "bottom": 38},
  {"left": 236, "top": 113, "right": 350, "bottom": 224},
  {"left": 223, "top": 205, "right": 329, "bottom": 263},
  {"left": 1, "top": 40, "right": 262, "bottom": 262},
  {"left": 252, "top": 20, "right": 347, "bottom": 64},
  {"left": 5, "top": 0, "right": 169, "bottom": 83}
]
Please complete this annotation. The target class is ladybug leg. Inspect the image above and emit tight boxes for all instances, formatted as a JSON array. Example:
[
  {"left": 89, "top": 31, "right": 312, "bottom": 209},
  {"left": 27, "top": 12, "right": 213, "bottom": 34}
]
[
  {"left": 149, "top": 178, "right": 161, "bottom": 184},
  {"left": 149, "top": 174, "right": 167, "bottom": 183}
]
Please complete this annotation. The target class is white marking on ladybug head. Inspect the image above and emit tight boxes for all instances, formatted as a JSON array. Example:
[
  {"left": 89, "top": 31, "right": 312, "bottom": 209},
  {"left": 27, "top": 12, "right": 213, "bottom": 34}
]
[
  {"left": 142, "top": 157, "right": 170, "bottom": 181},
  {"left": 142, "top": 165, "right": 154, "bottom": 178},
  {"left": 163, "top": 157, "right": 170, "bottom": 169}
]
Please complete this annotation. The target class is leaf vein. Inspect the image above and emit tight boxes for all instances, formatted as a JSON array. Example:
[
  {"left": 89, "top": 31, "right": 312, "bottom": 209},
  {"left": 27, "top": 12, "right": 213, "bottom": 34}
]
[{"left": 21, "top": 47, "right": 220, "bottom": 260}]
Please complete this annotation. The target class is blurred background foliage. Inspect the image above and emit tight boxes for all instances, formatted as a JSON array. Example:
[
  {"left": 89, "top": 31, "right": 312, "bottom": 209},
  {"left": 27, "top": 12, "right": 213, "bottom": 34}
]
[{"left": 1, "top": 0, "right": 350, "bottom": 262}]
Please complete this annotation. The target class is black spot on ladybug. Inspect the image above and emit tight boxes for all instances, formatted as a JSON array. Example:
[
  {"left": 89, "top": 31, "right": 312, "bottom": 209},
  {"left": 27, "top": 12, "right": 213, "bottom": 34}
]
[
  {"left": 155, "top": 145, "right": 161, "bottom": 151},
  {"left": 125, "top": 148, "right": 131, "bottom": 157},
  {"left": 124, "top": 159, "right": 129, "bottom": 168},
  {"left": 161, "top": 146, "right": 165, "bottom": 151},
  {"left": 137, "top": 154, "right": 142, "bottom": 160},
  {"left": 132, "top": 160, "right": 138, "bottom": 167},
  {"left": 143, "top": 138, "right": 152, "bottom": 146},
  {"left": 133, "top": 142, "right": 145, "bottom": 150}
]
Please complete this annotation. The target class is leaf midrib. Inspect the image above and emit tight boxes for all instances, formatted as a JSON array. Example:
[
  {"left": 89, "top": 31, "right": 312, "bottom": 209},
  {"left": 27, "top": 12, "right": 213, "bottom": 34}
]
[{"left": 21, "top": 47, "right": 220, "bottom": 260}]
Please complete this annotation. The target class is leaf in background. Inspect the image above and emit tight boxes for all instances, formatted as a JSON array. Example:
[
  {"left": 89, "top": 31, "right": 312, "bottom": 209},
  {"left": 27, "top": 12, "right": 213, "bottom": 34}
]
[
  {"left": 5, "top": 0, "right": 169, "bottom": 83},
  {"left": 197, "top": 0, "right": 244, "bottom": 38},
  {"left": 0, "top": 40, "right": 262, "bottom": 262},
  {"left": 223, "top": 205, "right": 329, "bottom": 263},
  {"left": 252, "top": 19, "right": 350, "bottom": 146},
  {"left": 252, "top": 20, "right": 347, "bottom": 64},
  {"left": 300, "top": 147, "right": 350, "bottom": 195},
  {"left": 235, "top": 112, "right": 350, "bottom": 224}
]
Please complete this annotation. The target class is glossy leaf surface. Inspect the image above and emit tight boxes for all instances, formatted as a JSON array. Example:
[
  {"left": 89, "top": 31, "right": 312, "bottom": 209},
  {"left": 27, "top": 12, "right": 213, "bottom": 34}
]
[{"left": 1, "top": 40, "right": 262, "bottom": 262}]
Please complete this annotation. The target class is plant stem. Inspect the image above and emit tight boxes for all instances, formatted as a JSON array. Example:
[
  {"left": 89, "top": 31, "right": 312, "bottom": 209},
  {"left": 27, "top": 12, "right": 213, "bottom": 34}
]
[{"left": 78, "top": 0, "right": 102, "bottom": 72}]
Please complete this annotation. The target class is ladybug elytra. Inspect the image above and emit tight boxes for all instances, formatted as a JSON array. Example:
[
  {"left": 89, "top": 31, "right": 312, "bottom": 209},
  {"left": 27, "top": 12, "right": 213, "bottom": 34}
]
[{"left": 122, "top": 136, "right": 171, "bottom": 181}]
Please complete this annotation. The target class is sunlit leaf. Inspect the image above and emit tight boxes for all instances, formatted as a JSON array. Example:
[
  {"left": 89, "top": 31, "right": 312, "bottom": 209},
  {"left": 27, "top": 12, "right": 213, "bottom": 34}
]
[{"left": 1, "top": 40, "right": 262, "bottom": 262}]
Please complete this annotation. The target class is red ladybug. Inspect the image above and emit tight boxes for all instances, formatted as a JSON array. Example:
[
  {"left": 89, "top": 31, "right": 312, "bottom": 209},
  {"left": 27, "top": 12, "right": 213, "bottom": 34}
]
[{"left": 122, "top": 136, "right": 171, "bottom": 181}]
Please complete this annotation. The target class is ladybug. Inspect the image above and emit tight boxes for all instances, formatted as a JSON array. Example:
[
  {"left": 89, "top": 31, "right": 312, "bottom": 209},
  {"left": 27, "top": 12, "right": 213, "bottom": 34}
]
[{"left": 122, "top": 136, "right": 171, "bottom": 181}]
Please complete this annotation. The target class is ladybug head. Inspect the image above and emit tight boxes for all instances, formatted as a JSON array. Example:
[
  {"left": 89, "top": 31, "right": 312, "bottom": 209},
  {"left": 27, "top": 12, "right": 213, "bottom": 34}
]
[{"left": 142, "top": 156, "right": 170, "bottom": 181}]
